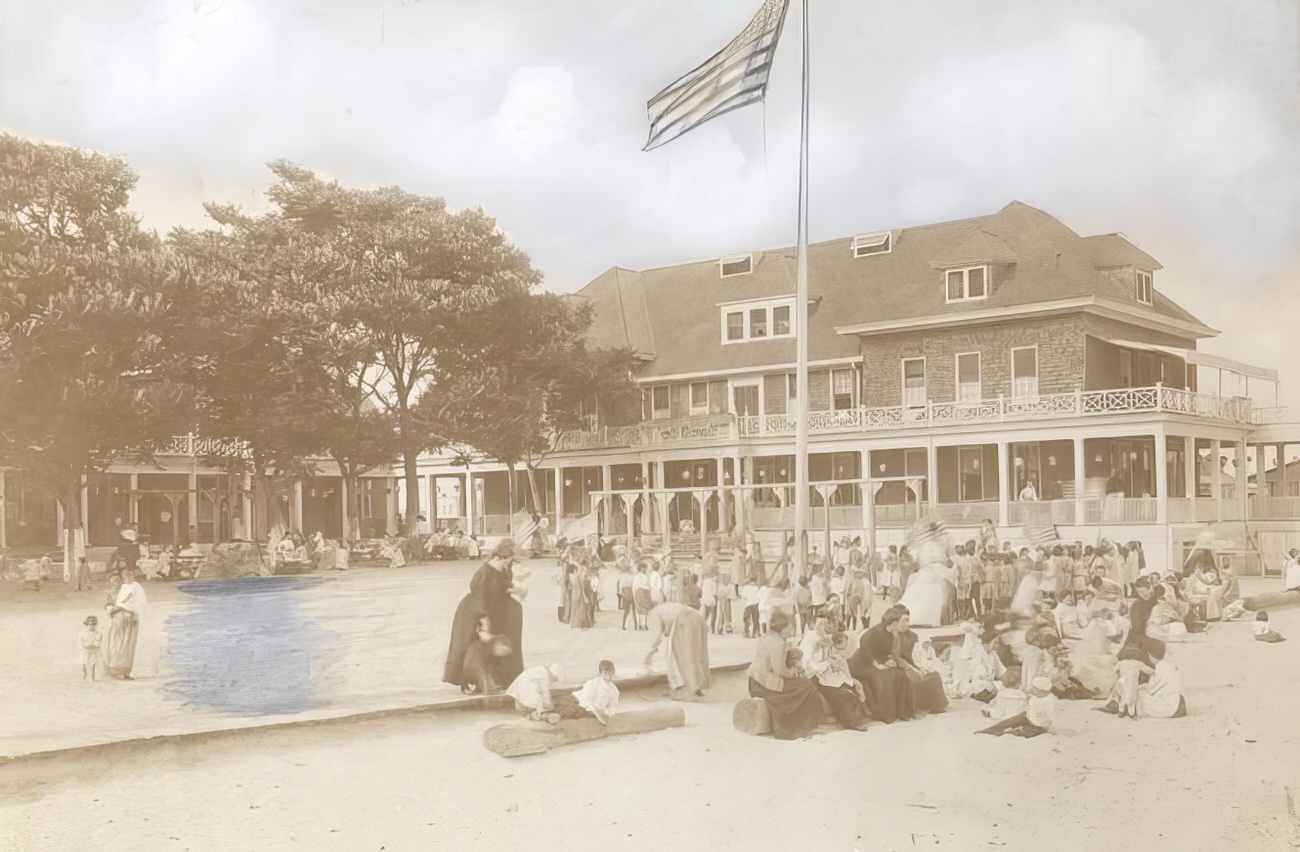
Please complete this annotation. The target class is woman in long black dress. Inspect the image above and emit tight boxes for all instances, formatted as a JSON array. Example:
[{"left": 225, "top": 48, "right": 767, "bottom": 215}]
[
  {"left": 848, "top": 606, "right": 914, "bottom": 723},
  {"left": 443, "top": 540, "right": 525, "bottom": 691}
]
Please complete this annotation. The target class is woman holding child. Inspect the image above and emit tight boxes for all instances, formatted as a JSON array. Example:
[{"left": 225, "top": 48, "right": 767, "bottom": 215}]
[
  {"left": 746, "top": 612, "right": 826, "bottom": 739},
  {"left": 444, "top": 540, "right": 525, "bottom": 692}
]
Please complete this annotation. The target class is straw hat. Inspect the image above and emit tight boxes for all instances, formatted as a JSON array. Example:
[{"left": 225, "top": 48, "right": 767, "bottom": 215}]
[
  {"left": 120, "top": 529, "right": 138, "bottom": 543},
  {"left": 1029, "top": 676, "right": 1053, "bottom": 694}
]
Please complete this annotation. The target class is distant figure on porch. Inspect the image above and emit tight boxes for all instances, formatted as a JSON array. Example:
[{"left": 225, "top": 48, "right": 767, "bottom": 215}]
[{"left": 1018, "top": 479, "right": 1039, "bottom": 501}]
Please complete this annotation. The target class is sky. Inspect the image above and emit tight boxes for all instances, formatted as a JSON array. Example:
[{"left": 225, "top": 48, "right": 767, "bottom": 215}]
[{"left": 2, "top": 0, "right": 1298, "bottom": 405}]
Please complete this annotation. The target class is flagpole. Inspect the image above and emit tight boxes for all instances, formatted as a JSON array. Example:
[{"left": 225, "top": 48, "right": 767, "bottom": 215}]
[{"left": 793, "top": 0, "right": 811, "bottom": 578}]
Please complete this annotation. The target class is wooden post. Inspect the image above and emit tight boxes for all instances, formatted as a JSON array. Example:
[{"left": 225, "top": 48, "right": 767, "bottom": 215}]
[
  {"left": 996, "top": 441, "right": 1010, "bottom": 529},
  {"left": 1154, "top": 429, "right": 1168, "bottom": 524},
  {"left": 1211, "top": 439, "right": 1222, "bottom": 522},
  {"left": 1073, "top": 438, "right": 1086, "bottom": 527}
]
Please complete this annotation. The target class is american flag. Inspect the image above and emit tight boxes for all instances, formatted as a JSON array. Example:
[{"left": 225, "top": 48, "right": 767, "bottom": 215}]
[{"left": 643, "top": 0, "right": 791, "bottom": 151}]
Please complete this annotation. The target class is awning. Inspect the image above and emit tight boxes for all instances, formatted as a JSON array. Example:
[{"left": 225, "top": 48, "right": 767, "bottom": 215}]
[{"left": 1107, "top": 339, "right": 1278, "bottom": 383}]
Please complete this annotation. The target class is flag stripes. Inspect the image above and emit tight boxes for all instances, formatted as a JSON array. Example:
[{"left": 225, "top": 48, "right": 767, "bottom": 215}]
[{"left": 643, "top": 0, "right": 790, "bottom": 151}]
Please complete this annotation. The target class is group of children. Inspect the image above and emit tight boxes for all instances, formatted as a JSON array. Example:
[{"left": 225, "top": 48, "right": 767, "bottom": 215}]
[{"left": 504, "top": 659, "right": 620, "bottom": 726}]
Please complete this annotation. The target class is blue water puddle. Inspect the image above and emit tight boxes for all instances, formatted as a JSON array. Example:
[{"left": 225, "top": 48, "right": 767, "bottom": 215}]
[{"left": 162, "top": 576, "right": 340, "bottom": 716}]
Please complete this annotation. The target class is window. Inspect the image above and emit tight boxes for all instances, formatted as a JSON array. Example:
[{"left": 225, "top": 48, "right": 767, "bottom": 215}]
[
  {"left": 719, "top": 298, "right": 795, "bottom": 343},
  {"left": 1012, "top": 346, "right": 1038, "bottom": 398},
  {"left": 652, "top": 385, "right": 669, "bottom": 420},
  {"left": 902, "top": 358, "right": 926, "bottom": 408},
  {"left": 831, "top": 368, "right": 854, "bottom": 410},
  {"left": 787, "top": 373, "right": 797, "bottom": 404},
  {"left": 726, "top": 312, "right": 744, "bottom": 341},
  {"left": 772, "top": 305, "right": 791, "bottom": 335},
  {"left": 1135, "top": 270, "right": 1153, "bottom": 304},
  {"left": 956, "top": 352, "right": 981, "bottom": 403},
  {"left": 733, "top": 383, "right": 760, "bottom": 417},
  {"left": 945, "top": 265, "right": 989, "bottom": 303},
  {"left": 720, "top": 254, "right": 753, "bottom": 277},
  {"left": 852, "top": 231, "right": 891, "bottom": 257},
  {"left": 689, "top": 382, "right": 708, "bottom": 415}
]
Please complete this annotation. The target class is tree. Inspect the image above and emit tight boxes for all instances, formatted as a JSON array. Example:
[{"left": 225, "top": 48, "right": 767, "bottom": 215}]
[
  {"left": 169, "top": 202, "right": 393, "bottom": 544},
  {"left": 427, "top": 290, "right": 640, "bottom": 525},
  {"left": 253, "top": 162, "right": 543, "bottom": 533},
  {"left": 0, "top": 134, "right": 194, "bottom": 577}
]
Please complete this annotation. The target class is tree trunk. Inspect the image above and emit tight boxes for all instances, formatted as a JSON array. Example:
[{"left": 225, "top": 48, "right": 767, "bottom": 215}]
[
  {"left": 58, "top": 471, "right": 84, "bottom": 583},
  {"left": 402, "top": 448, "right": 420, "bottom": 536},
  {"left": 345, "top": 469, "right": 363, "bottom": 544},
  {"left": 506, "top": 461, "right": 516, "bottom": 543},
  {"left": 526, "top": 464, "right": 544, "bottom": 519}
]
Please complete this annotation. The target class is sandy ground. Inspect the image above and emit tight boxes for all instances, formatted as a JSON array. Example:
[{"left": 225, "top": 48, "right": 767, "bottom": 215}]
[{"left": 2, "top": 605, "right": 1298, "bottom": 852}]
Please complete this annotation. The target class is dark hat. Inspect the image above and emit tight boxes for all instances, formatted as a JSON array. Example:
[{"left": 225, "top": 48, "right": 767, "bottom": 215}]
[{"left": 83, "top": 615, "right": 98, "bottom": 626}]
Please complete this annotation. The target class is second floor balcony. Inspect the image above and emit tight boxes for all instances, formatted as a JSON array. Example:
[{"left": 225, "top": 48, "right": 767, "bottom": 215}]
[{"left": 555, "top": 384, "right": 1257, "bottom": 452}]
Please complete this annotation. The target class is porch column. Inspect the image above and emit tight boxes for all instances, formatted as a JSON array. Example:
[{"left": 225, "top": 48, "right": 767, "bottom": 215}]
[
  {"left": 386, "top": 479, "right": 399, "bottom": 536},
  {"left": 339, "top": 477, "right": 350, "bottom": 542},
  {"left": 553, "top": 467, "right": 564, "bottom": 535},
  {"left": 716, "top": 457, "right": 727, "bottom": 536},
  {"left": 464, "top": 470, "right": 476, "bottom": 537},
  {"left": 1183, "top": 437, "right": 1197, "bottom": 520},
  {"left": 187, "top": 467, "right": 199, "bottom": 542},
  {"left": 597, "top": 464, "right": 610, "bottom": 536},
  {"left": 0, "top": 470, "right": 6, "bottom": 548},
  {"left": 1073, "top": 439, "right": 1086, "bottom": 527},
  {"left": 81, "top": 474, "right": 91, "bottom": 546},
  {"left": 1210, "top": 439, "right": 1222, "bottom": 521},
  {"left": 291, "top": 480, "right": 304, "bottom": 532},
  {"left": 129, "top": 473, "right": 139, "bottom": 525},
  {"left": 639, "top": 460, "right": 650, "bottom": 537},
  {"left": 241, "top": 473, "right": 253, "bottom": 540},
  {"left": 1154, "top": 430, "right": 1168, "bottom": 524},
  {"left": 926, "top": 441, "right": 938, "bottom": 512},
  {"left": 1236, "top": 438, "right": 1248, "bottom": 523},
  {"left": 996, "top": 441, "right": 1009, "bottom": 528}
]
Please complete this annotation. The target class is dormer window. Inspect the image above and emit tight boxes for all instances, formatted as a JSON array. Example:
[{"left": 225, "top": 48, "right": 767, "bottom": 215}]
[
  {"left": 720, "top": 254, "right": 753, "bottom": 277},
  {"left": 852, "top": 231, "right": 891, "bottom": 257},
  {"left": 1135, "top": 270, "right": 1153, "bottom": 304},
  {"left": 719, "top": 297, "right": 795, "bottom": 344},
  {"left": 945, "top": 265, "right": 988, "bottom": 303}
]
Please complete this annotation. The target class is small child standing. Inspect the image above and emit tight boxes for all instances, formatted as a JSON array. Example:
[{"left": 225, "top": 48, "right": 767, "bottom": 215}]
[
  {"left": 80, "top": 615, "right": 103, "bottom": 681},
  {"left": 1253, "top": 611, "right": 1287, "bottom": 643}
]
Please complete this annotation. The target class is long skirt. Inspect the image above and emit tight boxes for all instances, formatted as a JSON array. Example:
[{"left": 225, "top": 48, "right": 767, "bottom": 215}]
[
  {"left": 749, "top": 677, "right": 826, "bottom": 740},
  {"left": 105, "top": 611, "right": 139, "bottom": 677},
  {"left": 849, "top": 661, "right": 913, "bottom": 723},
  {"left": 906, "top": 669, "right": 948, "bottom": 714},
  {"left": 819, "top": 684, "right": 869, "bottom": 728},
  {"left": 634, "top": 588, "right": 652, "bottom": 614}
]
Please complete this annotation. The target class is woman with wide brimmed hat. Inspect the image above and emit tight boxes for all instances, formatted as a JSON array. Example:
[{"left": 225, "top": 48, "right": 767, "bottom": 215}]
[{"left": 443, "top": 539, "right": 525, "bottom": 691}]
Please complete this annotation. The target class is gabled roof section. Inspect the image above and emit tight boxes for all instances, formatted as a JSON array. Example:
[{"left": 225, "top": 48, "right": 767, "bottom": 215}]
[{"left": 578, "top": 201, "right": 1215, "bottom": 380}]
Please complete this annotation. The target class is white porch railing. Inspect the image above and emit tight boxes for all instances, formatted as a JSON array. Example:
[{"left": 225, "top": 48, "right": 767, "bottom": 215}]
[
  {"left": 933, "top": 502, "right": 1001, "bottom": 524},
  {"left": 1007, "top": 500, "right": 1076, "bottom": 526},
  {"left": 1080, "top": 497, "right": 1157, "bottom": 524},
  {"left": 1249, "top": 496, "right": 1300, "bottom": 520},
  {"left": 162, "top": 433, "right": 252, "bottom": 458},
  {"left": 568, "top": 384, "right": 1255, "bottom": 449}
]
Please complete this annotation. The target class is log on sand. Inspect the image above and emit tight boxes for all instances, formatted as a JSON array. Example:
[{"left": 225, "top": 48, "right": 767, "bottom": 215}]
[
  {"left": 483, "top": 705, "right": 685, "bottom": 757},
  {"left": 732, "top": 697, "right": 773, "bottom": 736},
  {"left": 1242, "top": 589, "right": 1300, "bottom": 612}
]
